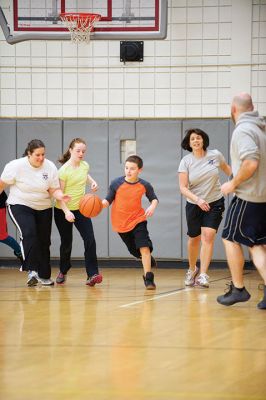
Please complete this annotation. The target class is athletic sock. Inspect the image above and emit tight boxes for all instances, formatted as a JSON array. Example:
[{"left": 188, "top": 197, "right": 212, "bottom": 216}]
[{"left": 235, "top": 286, "right": 245, "bottom": 292}]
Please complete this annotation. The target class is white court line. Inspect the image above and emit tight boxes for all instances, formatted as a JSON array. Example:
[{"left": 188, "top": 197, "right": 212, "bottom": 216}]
[
  {"left": 119, "top": 287, "right": 193, "bottom": 308},
  {"left": 119, "top": 273, "right": 243, "bottom": 309}
]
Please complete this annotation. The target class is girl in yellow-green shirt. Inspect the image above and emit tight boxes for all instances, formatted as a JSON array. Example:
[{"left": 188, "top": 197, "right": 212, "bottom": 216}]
[{"left": 54, "top": 138, "right": 103, "bottom": 286}]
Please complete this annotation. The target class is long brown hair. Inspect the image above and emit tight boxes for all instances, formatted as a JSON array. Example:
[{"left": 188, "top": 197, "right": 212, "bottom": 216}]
[{"left": 58, "top": 138, "right": 86, "bottom": 164}]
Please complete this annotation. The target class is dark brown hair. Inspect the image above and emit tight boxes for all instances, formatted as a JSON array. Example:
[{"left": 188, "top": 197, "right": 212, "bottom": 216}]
[
  {"left": 125, "top": 155, "right": 143, "bottom": 169},
  {"left": 58, "top": 138, "right": 86, "bottom": 164},
  {"left": 23, "top": 139, "right": 45, "bottom": 156},
  {"left": 181, "top": 129, "right": 209, "bottom": 152}
]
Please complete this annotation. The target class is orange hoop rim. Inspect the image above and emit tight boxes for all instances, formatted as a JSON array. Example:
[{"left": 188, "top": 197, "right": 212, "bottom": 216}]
[
  {"left": 60, "top": 12, "right": 102, "bottom": 22},
  {"left": 60, "top": 12, "right": 102, "bottom": 42}
]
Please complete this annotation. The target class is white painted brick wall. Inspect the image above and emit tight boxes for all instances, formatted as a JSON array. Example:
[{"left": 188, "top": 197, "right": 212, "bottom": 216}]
[{"left": 0, "top": 0, "right": 265, "bottom": 118}]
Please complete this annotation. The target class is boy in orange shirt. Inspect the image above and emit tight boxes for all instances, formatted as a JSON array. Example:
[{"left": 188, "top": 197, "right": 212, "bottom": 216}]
[{"left": 102, "top": 155, "right": 158, "bottom": 289}]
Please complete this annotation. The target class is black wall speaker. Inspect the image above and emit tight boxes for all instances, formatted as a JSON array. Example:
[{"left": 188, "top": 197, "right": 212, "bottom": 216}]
[{"left": 120, "top": 41, "right": 144, "bottom": 62}]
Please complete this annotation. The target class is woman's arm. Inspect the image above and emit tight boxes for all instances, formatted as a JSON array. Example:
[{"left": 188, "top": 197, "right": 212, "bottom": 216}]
[
  {"left": 220, "top": 160, "right": 232, "bottom": 177},
  {"left": 179, "top": 172, "right": 198, "bottom": 203},
  {"left": 87, "top": 174, "right": 98, "bottom": 192},
  {"left": 0, "top": 179, "right": 7, "bottom": 196},
  {"left": 50, "top": 179, "right": 74, "bottom": 222},
  {"left": 178, "top": 172, "right": 210, "bottom": 211}
]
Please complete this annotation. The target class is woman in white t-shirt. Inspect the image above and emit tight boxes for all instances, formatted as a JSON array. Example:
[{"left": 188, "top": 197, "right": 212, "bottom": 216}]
[
  {"left": 178, "top": 129, "right": 231, "bottom": 288},
  {"left": 0, "top": 139, "right": 70, "bottom": 287}
]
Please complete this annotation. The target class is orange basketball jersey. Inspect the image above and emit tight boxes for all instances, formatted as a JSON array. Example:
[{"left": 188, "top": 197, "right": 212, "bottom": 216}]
[{"left": 105, "top": 177, "right": 158, "bottom": 233}]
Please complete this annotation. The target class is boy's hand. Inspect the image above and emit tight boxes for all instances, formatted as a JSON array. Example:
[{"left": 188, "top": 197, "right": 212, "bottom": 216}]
[
  {"left": 102, "top": 199, "right": 110, "bottom": 208},
  {"left": 145, "top": 205, "right": 156, "bottom": 217}
]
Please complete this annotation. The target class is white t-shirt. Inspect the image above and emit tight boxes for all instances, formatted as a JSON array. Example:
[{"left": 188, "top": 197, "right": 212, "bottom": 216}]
[
  {"left": 178, "top": 149, "right": 225, "bottom": 204},
  {"left": 1, "top": 157, "right": 59, "bottom": 210}
]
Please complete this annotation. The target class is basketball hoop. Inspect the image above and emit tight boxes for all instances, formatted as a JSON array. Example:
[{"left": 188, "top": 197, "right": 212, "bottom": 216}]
[{"left": 60, "top": 13, "right": 101, "bottom": 44}]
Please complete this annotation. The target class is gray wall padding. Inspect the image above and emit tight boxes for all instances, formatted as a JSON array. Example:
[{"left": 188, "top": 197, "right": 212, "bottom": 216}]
[
  {"left": 0, "top": 118, "right": 235, "bottom": 261},
  {"left": 136, "top": 120, "right": 182, "bottom": 259}
]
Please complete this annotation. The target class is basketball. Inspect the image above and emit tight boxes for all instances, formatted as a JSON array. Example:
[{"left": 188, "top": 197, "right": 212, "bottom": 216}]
[{"left": 79, "top": 194, "right": 103, "bottom": 218}]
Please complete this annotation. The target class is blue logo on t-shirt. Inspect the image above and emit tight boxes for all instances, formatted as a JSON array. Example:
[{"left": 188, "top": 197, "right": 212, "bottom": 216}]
[{"left": 208, "top": 159, "right": 215, "bottom": 165}]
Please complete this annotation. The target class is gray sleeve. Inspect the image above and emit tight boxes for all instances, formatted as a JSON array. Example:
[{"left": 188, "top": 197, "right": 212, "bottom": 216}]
[
  {"left": 178, "top": 157, "right": 188, "bottom": 173},
  {"left": 216, "top": 150, "right": 226, "bottom": 166},
  {"left": 234, "top": 130, "right": 259, "bottom": 161}
]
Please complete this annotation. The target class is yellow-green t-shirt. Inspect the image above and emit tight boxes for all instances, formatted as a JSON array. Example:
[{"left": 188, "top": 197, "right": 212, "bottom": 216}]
[{"left": 55, "top": 161, "right": 89, "bottom": 210}]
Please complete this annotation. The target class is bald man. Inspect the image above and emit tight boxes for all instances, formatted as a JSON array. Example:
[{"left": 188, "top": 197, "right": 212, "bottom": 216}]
[{"left": 217, "top": 92, "right": 266, "bottom": 309}]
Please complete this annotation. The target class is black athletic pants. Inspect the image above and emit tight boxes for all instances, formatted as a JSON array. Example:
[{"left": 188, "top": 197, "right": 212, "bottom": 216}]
[
  {"left": 8, "top": 204, "right": 52, "bottom": 279},
  {"left": 54, "top": 207, "right": 99, "bottom": 277}
]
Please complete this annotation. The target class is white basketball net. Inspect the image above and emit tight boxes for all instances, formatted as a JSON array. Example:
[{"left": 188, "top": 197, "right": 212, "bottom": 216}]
[{"left": 60, "top": 13, "right": 101, "bottom": 44}]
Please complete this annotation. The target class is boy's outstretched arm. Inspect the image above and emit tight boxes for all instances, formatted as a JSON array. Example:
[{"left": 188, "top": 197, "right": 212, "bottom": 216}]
[{"left": 145, "top": 199, "right": 158, "bottom": 217}]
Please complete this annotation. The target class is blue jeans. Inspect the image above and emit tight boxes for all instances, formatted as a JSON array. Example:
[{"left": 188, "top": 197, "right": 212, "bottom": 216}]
[{"left": 0, "top": 235, "right": 21, "bottom": 255}]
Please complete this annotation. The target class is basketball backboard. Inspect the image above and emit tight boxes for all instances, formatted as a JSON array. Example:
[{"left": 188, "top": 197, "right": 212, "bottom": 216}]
[{"left": 0, "top": 0, "right": 167, "bottom": 44}]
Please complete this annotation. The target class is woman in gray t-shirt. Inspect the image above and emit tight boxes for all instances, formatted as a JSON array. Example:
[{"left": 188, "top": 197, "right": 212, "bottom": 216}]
[{"left": 178, "top": 128, "right": 231, "bottom": 288}]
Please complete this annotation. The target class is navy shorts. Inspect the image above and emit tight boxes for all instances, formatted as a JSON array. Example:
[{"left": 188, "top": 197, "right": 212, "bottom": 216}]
[
  {"left": 186, "top": 197, "right": 225, "bottom": 238},
  {"left": 118, "top": 221, "right": 153, "bottom": 259},
  {"left": 222, "top": 196, "right": 266, "bottom": 247}
]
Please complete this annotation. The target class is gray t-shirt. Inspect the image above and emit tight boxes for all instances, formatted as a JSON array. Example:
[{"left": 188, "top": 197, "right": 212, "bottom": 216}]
[{"left": 178, "top": 149, "right": 225, "bottom": 204}]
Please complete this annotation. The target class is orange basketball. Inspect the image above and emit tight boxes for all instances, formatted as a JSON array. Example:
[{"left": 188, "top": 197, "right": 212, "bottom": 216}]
[{"left": 79, "top": 194, "right": 103, "bottom": 218}]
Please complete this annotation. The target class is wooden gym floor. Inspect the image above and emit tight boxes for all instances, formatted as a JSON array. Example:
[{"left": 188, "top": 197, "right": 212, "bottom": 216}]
[{"left": 0, "top": 266, "right": 265, "bottom": 400}]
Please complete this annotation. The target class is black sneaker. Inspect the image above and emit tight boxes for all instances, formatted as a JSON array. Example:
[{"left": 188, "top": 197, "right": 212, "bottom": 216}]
[
  {"left": 151, "top": 256, "right": 157, "bottom": 268},
  {"left": 217, "top": 282, "right": 251, "bottom": 306},
  {"left": 257, "top": 285, "right": 266, "bottom": 310},
  {"left": 14, "top": 251, "right": 23, "bottom": 264},
  {"left": 143, "top": 271, "right": 156, "bottom": 290}
]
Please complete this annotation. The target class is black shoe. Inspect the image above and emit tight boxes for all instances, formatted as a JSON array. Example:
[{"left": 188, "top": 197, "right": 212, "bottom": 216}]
[
  {"left": 151, "top": 256, "right": 157, "bottom": 268},
  {"left": 14, "top": 251, "right": 23, "bottom": 264},
  {"left": 257, "top": 285, "right": 266, "bottom": 310},
  {"left": 217, "top": 282, "right": 251, "bottom": 306},
  {"left": 143, "top": 272, "right": 156, "bottom": 290}
]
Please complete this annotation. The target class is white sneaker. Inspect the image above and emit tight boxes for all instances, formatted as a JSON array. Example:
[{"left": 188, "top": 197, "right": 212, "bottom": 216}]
[
  {"left": 195, "top": 273, "right": 209, "bottom": 288},
  {"left": 38, "top": 277, "right": 54, "bottom": 286},
  {"left": 27, "top": 271, "right": 39, "bottom": 287},
  {"left": 184, "top": 266, "right": 199, "bottom": 286}
]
